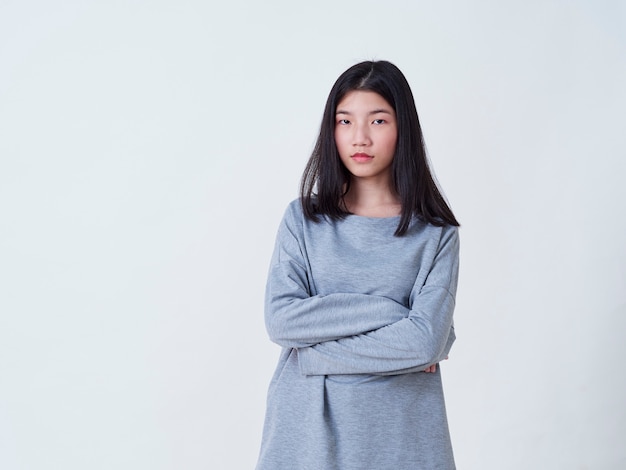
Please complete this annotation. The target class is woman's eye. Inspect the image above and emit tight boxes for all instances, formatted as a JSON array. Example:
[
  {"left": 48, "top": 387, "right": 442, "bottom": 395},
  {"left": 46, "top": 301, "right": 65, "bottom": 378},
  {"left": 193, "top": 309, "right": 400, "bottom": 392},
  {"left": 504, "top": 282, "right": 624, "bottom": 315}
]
[
  {"left": 337, "top": 119, "right": 350, "bottom": 125},
  {"left": 373, "top": 119, "right": 386, "bottom": 125}
]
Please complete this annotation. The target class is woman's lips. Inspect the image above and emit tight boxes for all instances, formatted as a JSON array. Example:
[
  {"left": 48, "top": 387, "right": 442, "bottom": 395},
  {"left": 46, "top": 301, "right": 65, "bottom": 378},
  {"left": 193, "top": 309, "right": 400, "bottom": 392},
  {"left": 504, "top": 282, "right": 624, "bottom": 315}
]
[{"left": 351, "top": 153, "right": 374, "bottom": 162}]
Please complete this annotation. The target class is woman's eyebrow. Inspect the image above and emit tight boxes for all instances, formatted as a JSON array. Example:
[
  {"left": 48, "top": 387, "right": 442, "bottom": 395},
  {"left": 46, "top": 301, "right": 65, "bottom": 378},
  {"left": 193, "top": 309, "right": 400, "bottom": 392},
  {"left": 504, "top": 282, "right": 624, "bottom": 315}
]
[{"left": 335, "top": 108, "right": 393, "bottom": 115}]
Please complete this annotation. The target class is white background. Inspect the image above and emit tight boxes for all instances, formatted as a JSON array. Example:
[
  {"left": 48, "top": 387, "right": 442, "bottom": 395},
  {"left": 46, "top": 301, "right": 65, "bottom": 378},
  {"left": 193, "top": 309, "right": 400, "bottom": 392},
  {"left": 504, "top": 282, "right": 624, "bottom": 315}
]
[{"left": 1, "top": 1, "right": 625, "bottom": 469}]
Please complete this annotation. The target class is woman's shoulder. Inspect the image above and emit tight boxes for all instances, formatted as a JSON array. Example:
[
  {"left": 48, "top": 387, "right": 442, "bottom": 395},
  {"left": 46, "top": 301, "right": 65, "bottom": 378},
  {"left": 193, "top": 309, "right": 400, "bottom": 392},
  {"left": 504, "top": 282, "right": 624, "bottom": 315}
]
[
  {"left": 275, "top": 198, "right": 309, "bottom": 236},
  {"left": 282, "top": 198, "right": 305, "bottom": 221},
  {"left": 407, "top": 215, "right": 458, "bottom": 236}
]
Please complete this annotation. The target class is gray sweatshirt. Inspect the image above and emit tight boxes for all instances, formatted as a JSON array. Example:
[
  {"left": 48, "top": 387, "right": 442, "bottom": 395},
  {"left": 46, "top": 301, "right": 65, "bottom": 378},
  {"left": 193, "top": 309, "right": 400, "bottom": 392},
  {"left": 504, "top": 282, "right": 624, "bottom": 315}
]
[{"left": 256, "top": 199, "right": 459, "bottom": 470}]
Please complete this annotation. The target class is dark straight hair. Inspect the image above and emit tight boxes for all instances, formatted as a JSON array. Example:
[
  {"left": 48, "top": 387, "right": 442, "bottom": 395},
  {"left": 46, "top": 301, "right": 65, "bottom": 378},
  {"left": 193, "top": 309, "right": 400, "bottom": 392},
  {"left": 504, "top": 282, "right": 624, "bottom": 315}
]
[{"left": 300, "top": 60, "right": 459, "bottom": 236}]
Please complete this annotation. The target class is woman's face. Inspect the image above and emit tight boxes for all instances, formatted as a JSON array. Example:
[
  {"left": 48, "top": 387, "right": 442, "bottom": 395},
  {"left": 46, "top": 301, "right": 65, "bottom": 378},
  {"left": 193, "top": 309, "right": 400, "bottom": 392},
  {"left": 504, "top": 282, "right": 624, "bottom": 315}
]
[{"left": 334, "top": 90, "right": 398, "bottom": 183}]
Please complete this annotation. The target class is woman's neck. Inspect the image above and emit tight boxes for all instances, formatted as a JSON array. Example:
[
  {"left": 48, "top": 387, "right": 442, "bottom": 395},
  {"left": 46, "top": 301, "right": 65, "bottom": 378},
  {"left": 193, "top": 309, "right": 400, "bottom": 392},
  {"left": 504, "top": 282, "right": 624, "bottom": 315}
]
[{"left": 342, "top": 179, "right": 401, "bottom": 218}]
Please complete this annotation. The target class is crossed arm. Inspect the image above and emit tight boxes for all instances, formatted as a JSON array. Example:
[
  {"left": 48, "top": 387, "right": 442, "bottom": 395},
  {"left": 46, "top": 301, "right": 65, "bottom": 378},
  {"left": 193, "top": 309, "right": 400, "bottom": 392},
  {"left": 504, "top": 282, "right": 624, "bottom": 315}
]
[{"left": 265, "top": 214, "right": 459, "bottom": 376}]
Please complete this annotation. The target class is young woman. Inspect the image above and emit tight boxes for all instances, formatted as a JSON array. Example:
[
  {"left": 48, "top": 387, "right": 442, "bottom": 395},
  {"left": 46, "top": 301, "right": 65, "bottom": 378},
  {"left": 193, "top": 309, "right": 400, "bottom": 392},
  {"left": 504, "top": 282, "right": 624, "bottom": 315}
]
[{"left": 256, "top": 60, "right": 460, "bottom": 470}]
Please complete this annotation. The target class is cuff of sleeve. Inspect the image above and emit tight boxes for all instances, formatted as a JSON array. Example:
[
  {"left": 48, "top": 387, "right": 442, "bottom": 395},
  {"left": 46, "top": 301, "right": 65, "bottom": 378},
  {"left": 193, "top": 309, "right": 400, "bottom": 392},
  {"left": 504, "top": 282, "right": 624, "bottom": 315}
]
[{"left": 296, "top": 347, "right": 317, "bottom": 376}]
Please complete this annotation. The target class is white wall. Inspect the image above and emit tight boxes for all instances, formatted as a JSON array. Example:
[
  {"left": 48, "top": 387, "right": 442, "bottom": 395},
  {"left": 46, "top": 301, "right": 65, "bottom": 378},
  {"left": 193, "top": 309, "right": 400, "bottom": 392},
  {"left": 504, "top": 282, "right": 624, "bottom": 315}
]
[{"left": 1, "top": 1, "right": 624, "bottom": 468}]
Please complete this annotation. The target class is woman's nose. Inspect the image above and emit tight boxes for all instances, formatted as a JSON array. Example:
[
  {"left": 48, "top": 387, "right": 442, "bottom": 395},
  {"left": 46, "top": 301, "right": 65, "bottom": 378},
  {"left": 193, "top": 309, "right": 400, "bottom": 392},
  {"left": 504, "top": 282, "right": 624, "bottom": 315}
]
[{"left": 353, "top": 124, "right": 372, "bottom": 146}]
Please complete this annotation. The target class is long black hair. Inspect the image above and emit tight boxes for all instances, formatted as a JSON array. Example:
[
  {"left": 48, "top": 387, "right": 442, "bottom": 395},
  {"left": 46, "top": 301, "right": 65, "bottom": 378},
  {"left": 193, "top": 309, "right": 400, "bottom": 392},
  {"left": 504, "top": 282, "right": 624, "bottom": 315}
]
[{"left": 300, "top": 60, "right": 459, "bottom": 236}]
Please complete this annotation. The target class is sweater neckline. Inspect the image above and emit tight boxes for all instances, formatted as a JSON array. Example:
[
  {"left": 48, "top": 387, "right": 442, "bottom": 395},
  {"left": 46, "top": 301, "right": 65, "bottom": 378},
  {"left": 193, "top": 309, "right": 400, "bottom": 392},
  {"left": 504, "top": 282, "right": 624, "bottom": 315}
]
[{"left": 345, "top": 213, "right": 402, "bottom": 221}]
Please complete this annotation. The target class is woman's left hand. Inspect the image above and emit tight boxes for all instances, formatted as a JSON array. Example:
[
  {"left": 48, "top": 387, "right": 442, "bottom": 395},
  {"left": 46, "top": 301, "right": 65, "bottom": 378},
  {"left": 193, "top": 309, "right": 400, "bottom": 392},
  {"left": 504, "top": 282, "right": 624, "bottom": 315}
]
[{"left": 423, "top": 356, "right": 448, "bottom": 373}]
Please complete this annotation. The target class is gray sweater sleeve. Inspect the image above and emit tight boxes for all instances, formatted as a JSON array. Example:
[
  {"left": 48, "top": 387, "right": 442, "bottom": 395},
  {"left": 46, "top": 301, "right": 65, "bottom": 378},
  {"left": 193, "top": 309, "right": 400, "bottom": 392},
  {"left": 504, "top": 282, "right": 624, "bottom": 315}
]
[
  {"left": 297, "top": 226, "right": 459, "bottom": 376},
  {"left": 264, "top": 209, "right": 411, "bottom": 349}
]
